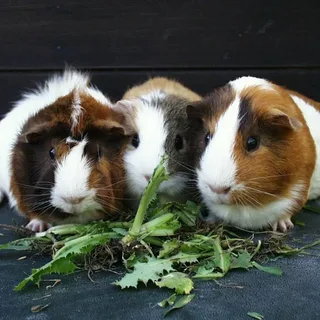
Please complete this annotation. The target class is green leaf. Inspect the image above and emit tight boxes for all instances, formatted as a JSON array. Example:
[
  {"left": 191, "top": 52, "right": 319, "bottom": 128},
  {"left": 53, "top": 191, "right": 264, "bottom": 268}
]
[
  {"left": 212, "top": 237, "right": 230, "bottom": 273},
  {"left": 164, "top": 294, "right": 195, "bottom": 316},
  {"left": 158, "top": 239, "right": 181, "bottom": 258},
  {"left": 172, "top": 201, "right": 200, "bottom": 227},
  {"left": 193, "top": 272, "right": 224, "bottom": 279},
  {"left": 251, "top": 262, "right": 283, "bottom": 276},
  {"left": 15, "top": 257, "right": 76, "bottom": 291},
  {"left": 231, "top": 250, "right": 252, "bottom": 270},
  {"left": 158, "top": 294, "right": 177, "bottom": 308},
  {"left": 194, "top": 265, "right": 214, "bottom": 277},
  {"left": 115, "top": 257, "right": 174, "bottom": 289},
  {"left": 53, "top": 233, "right": 116, "bottom": 260},
  {"left": 247, "top": 311, "right": 264, "bottom": 319},
  {"left": 156, "top": 272, "right": 194, "bottom": 294},
  {"left": 304, "top": 204, "right": 320, "bottom": 214},
  {"left": 111, "top": 228, "right": 128, "bottom": 236},
  {"left": 169, "top": 252, "right": 202, "bottom": 264},
  {"left": 16, "top": 232, "right": 116, "bottom": 290},
  {"left": 294, "top": 220, "right": 305, "bottom": 227},
  {"left": 0, "top": 237, "right": 47, "bottom": 251}
]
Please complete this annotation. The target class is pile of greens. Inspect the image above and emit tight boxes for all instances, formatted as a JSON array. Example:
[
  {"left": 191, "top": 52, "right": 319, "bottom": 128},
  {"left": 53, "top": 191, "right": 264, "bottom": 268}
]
[{"left": 1, "top": 157, "right": 319, "bottom": 315}]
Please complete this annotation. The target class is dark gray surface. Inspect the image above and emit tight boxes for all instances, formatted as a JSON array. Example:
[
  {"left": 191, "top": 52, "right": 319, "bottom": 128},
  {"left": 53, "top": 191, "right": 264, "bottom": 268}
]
[
  {"left": 2, "top": 0, "right": 320, "bottom": 69},
  {"left": 1, "top": 202, "right": 319, "bottom": 320}
]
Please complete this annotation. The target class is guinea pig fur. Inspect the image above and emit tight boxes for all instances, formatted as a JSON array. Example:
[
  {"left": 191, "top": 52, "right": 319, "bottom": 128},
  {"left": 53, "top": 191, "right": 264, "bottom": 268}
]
[
  {"left": 186, "top": 76, "right": 320, "bottom": 232},
  {"left": 116, "top": 77, "right": 202, "bottom": 205},
  {"left": 0, "top": 70, "right": 134, "bottom": 232}
]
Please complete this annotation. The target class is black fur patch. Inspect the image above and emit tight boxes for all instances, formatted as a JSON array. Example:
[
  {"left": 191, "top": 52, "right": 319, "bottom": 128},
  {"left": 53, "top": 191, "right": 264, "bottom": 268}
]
[{"left": 238, "top": 97, "right": 254, "bottom": 134}]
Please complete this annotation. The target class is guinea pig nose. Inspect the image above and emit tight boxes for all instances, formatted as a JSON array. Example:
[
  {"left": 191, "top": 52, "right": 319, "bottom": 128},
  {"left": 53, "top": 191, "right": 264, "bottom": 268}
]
[
  {"left": 144, "top": 175, "right": 152, "bottom": 182},
  {"left": 62, "top": 196, "right": 86, "bottom": 205},
  {"left": 209, "top": 184, "right": 231, "bottom": 195}
]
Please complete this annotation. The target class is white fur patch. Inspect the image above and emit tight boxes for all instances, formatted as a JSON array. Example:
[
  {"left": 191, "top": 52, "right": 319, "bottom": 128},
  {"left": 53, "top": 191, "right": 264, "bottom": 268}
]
[
  {"left": 71, "top": 90, "right": 83, "bottom": 130},
  {"left": 198, "top": 96, "right": 240, "bottom": 202},
  {"left": 86, "top": 87, "right": 113, "bottom": 106},
  {"left": 291, "top": 94, "right": 320, "bottom": 200},
  {"left": 51, "top": 139, "right": 101, "bottom": 215},
  {"left": 230, "top": 76, "right": 274, "bottom": 93},
  {"left": 124, "top": 100, "right": 168, "bottom": 198},
  {"left": 66, "top": 136, "right": 79, "bottom": 144},
  {"left": 201, "top": 183, "right": 305, "bottom": 230}
]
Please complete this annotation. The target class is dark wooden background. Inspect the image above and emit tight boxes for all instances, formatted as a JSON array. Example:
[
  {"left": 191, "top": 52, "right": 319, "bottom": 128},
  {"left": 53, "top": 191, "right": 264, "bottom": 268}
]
[{"left": 1, "top": 0, "right": 320, "bottom": 111}]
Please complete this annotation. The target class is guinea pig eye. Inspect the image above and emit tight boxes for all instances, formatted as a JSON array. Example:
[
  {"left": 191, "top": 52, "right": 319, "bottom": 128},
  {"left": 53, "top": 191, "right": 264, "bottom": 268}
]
[
  {"left": 246, "top": 136, "right": 260, "bottom": 152},
  {"left": 174, "top": 135, "right": 184, "bottom": 151},
  {"left": 205, "top": 132, "right": 211, "bottom": 146},
  {"left": 131, "top": 134, "right": 140, "bottom": 148},
  {"left": 49, "top": 148, "right": 56, "bottom": 161}
]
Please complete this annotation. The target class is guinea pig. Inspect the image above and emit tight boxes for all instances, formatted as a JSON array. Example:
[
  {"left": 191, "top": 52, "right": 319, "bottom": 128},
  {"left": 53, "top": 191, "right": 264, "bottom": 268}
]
[
  {"left": 115, "top": 77, "right": 202, "bottom": 206},
  {"left": 0, "top": 69, "right": 134, "bottom": 232},
  {"left": 185, "top": 76, "right": 320, "bottom": 232}
]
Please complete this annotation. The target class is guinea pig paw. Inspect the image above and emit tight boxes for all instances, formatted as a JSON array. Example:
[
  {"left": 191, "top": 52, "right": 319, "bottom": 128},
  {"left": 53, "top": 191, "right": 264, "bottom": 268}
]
[
  {"left": 272, "top": 216, "right": 294, "bottom": 233},
  {"left": 26, "top": 218, "right": 52, "bottom": 232}
]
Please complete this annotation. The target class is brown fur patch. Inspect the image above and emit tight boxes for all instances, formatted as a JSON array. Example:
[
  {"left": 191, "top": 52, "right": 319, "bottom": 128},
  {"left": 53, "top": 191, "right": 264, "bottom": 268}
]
[
  {"left": 88, "top": 155, "right": 126, "bottom": 217},
  {"left": 123, "top": 77, "right": 201, "bottom": 101}
]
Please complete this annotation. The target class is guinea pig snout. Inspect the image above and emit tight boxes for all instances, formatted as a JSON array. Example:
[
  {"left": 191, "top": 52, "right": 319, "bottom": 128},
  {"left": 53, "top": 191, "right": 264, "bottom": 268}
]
[
  {"left": 208, "top": 184, "right": 231, "bottom": 195},
  {"left": 61, "top": 196, "right": 86, "bottom": 205},
  {"left": 144, "top": 174, "right": 152, "bottom": 182},
  {"left": 203, "top": 182, "right": 232, "bottom": 205}
]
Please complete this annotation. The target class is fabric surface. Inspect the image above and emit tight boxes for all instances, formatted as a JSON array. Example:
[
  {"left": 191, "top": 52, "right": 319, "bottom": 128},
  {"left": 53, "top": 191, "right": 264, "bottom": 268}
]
[{"left": 0, "top": 202, "right": 319, "bottom": 320}]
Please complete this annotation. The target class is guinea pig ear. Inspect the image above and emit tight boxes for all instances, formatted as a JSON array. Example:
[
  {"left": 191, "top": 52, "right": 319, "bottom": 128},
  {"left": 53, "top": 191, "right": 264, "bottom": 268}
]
[
  {"left": 268, "top": 109, "right": 302, "bottom": 131},
  {"left": 113, "top": 100, "right": 137, "bottom": 135},
  {"left": 91, "top": 119, "right": 126, "bottom": 138},
  {"left": 22, "top": 123, "right": 50, "bottom": 144},
  {"left": 186, "top": 104, "right": 204, "bottom": 129}
]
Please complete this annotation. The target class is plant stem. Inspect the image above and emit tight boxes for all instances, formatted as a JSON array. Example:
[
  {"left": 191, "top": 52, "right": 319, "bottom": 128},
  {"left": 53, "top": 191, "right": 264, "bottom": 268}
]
[{"left": 128, "top": 157, "right": 168, "bottom": 237}]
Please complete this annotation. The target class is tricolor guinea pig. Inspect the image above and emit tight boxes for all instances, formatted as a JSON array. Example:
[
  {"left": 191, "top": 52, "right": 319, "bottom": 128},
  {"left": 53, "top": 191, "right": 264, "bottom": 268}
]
[
  {"left": 0, "top": 70, "right": 134, "bottom": 232},
  {"left": 185, "top": 76, "right": 320, "bottom": 232},
  {"left": 116, "top": 77, "right": 202, "bottom": 205}
]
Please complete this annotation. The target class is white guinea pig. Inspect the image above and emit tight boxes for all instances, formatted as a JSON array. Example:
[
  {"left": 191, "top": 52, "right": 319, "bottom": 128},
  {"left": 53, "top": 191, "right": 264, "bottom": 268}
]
[
  {"left": 185, "top": 76, "right": 320, "bottom": 232},
  {"left": 116, "top": 77, "right": 202, "bottom": 206},
  {"left": 0, "top": 69, "right": 134, "bottom": 232}
]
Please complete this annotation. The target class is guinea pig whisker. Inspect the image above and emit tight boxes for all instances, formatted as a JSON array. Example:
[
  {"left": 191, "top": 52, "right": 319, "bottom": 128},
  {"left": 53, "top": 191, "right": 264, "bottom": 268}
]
[
  {"left": 244, "top": 173, "right": 294, "bottom": 182},
  {"left": 166, "top": 156, "right": 196, "bottom": 174},
  {"left": 95, "top": 182, "right": 127, "bottom": 191},
  {"left": 99, "top": 199, "right": 128, "bottom": 215},
  {"left": 38, "top": 205, "right": 55, "bottom": 217},
  {"left": 15, "top": 182, "right": 53, "bottom": 190},
  {"left": 22, "top": 193, "right": 52, "bottom": 198},
  {"left": 98, "top": 178, "right": 128, "bottom": 189},
  {"left": 30, "top": 201, "right": 52, "bottom": 212},
  {"left": 238, "top": 192, "right": 261, "bottom": 208},
  {"left": 96, "top": 193, "right": 141, "bottom": 201},
  {"left": 244, "top": 186, "right": 281, "bottom": 200}
]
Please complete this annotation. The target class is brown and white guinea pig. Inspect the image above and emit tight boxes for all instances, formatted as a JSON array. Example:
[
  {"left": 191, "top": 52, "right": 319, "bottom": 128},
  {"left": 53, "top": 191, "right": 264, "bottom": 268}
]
[
  {"left": 0, "top": 70, "right": 134, "bottom": 232},
  {"left": 115, "top": 77, "right": 202, "bottom": 206},
  {"left": 185, "top": 76, "right": 320, "bottom": 232}
]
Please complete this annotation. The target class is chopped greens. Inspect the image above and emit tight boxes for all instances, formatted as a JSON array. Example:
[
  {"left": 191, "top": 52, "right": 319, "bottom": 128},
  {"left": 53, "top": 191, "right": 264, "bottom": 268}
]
[
  {"left": 1, "top": 156, "right": 320, "bottom": 315},
  {"left": 247, "top": 312, "right": 264, "bottom": 320}
]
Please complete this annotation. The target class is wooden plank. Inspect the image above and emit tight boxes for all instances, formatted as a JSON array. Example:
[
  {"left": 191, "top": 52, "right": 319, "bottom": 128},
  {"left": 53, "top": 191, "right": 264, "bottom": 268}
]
[
  {"left": 1, "top": 69, "right": 320, "bottom": 114},
  {"left": 1, "top": 0, "right": 319, "bottom": 69}
]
